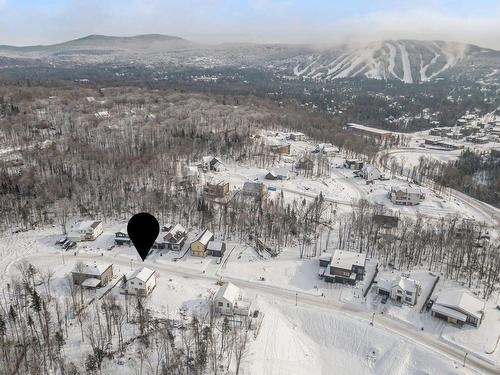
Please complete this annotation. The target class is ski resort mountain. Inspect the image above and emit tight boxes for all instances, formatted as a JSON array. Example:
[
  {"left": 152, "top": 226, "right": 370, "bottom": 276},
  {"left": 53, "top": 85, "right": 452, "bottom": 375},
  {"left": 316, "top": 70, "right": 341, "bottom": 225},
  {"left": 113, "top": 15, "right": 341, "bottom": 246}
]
[
  {"left": 0, "top": 35, "right": 499, "bottom": 84},
  {"left": 289, "top": 40, "right": 495, "bottom": 83}
]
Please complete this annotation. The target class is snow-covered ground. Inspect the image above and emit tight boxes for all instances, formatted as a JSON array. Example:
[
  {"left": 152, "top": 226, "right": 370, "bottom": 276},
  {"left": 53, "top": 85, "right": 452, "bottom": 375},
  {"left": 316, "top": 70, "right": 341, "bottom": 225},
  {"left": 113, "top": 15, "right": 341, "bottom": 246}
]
[{"left": 2, "top": 225, "right": 498, "bottom": 373}]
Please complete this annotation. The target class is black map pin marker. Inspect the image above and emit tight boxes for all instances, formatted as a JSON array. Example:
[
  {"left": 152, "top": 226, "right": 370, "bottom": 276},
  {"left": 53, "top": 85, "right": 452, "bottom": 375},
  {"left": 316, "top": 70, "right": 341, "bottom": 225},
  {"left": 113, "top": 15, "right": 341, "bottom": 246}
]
[{"left": 127, "top": 212, "right": 160, "bottom": 261}]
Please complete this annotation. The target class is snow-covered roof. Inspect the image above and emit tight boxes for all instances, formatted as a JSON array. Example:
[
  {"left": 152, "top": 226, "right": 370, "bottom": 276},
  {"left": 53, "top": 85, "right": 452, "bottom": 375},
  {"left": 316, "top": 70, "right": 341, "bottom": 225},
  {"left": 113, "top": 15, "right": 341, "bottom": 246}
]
[
  {"left": 431, "top": 304, "right": 467, "bottom": 322},
  {"left": 347, "top": 123, "right": 393, "bottom": 135},
  {"left": 270, "top": 168, "right": 289, "bottom": 176},
  {"left": 215, "top": 282, "right": 240, "bottom": 303},
  {"left": 194, "top": 229, "right": 213, "bottom": 246},
  {"left": 331, "top": 250, "right": 366, "bottom": 271},
  {"left": 397, "top": 277, "right": 418, "bottom": 293},
  {"left": 78, "top": 220, "right": 101, "bottom": 231},
  {"left": 164, "top": 224, "right": 187, "bottom": 243},
  {"left": 73, "top": 262, "right": 112, "bottom": 276},
  {"left": 242, "top": 181, "right": 263, "bottom": 194},
  {"left": 434, "top": 290, "right": 484, "bottom": 320},
  {"left": 207, "top": 241, "right": 224, "bottom": 251},
  {"left": 319, "top": 253, "right": 332, "bottom": 262},
  {"left": 81, "top": 278, "right": 101, "bottom": 288},
  {"left": 392, "top": 185, "right": 423, "bottom": 195},
  {"left": 378, "top": 276, "right": 418, "bottom": 293},
  {"left": 128, "top": 267, "right": 155, "bottom": 283}
]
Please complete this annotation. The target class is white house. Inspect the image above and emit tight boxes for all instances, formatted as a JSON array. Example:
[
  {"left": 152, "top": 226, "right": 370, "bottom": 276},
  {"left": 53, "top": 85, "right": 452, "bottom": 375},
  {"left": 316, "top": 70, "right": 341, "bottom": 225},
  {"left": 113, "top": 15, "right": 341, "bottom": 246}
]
[
  {"left": 360, "top": 164, "right": 381, "bottom": 181},
  {"left": 214, "top": 282, "right": 250, "bottom": 316},
  {"left": 431, "top": 289, "right": 484, "bottom": 328},
  {"left": 122, "top": 267, "right": 157, "bottom": 297},
  {"left": 376, "top": 276, "right": 421, "bottom": 305},
  {"left": 71, "top": 220, "right": 103, "bottom": 241}
]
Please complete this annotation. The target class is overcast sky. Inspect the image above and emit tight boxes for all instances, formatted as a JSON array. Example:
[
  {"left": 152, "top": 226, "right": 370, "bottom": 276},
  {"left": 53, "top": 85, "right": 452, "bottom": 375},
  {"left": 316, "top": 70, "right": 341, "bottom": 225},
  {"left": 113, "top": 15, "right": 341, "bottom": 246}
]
[{"left": 1, "top": 0, "right": 500, "bottom": 49}]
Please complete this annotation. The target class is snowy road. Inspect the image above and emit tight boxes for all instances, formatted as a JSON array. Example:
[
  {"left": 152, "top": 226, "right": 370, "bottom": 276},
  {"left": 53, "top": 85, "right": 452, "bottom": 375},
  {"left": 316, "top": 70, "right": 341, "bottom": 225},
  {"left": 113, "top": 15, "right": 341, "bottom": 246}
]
[{"left": 13, "top": 250, "right": 499, "bottom": 375}]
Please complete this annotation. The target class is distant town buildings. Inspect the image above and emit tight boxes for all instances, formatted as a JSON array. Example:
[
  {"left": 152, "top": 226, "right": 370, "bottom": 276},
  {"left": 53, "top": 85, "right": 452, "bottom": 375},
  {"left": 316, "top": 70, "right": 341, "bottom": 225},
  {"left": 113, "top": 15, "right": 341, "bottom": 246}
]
[{"left": 346, "top": 123, "right": 393, "bottom": 141}]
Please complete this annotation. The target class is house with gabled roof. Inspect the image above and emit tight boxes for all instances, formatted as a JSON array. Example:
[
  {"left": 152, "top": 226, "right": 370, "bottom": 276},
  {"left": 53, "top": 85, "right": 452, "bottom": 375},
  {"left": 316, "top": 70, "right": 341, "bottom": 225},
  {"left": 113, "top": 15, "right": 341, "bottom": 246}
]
[
  {"left": 376, "top": 276, "right": 421, "bottom": 305},
  {"left": 431, "top": 289, "right": 484, "bottom": 328},
  {"left": 72, "top": 262, "right": 113, "bottom": 288},
  {"left": 190, "top": 229, "right": 214, "bottom": 257},
  {"left": 122, "top": 267, "right": 156, "bottom": 296},
  {"left": 214, "top": 282, "right": 250, "bottom": 316},
  {"left": 163, "top": 224, "right": 187, "bottom": 251}
]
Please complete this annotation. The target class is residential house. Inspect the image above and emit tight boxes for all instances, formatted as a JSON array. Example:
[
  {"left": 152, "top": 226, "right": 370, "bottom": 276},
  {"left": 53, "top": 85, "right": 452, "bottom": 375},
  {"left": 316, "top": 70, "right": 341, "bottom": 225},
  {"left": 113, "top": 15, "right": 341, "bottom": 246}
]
[
  {"left": 122, "top": 267, "right": 157, "bottom": 296},
  {"left": 77, "top": 220, "right": 103, "bottom": 241},
  {"left": 242, "top": 181, "right": 266, "bottom": 200},
  {"left": 324, "top": 250, "right": 366, "bottom": 284},
  {"left": 190, "top": 229, "right": 214, "bottom": 257},
  {"left": 389, "top": 185, "right": 425, "bottom": 206},
  {"left": 270, "top": 144, "right": 291, "bottom": 155},
  {"left": 214, "top": 282, "right": 250, "bottom": 316},
  {"left": 265, "top": 168, "right": 289, "bottom": 180},
  {"left": 360, "top": 164, "right": 381, "bottom": 181},
  {"left": 431, "top": 290, "right": 484, "bottom": 328},
  {"left": 204, "top": 180, "right": 230, "bottom": 198},
  {"left": 115, "top": 229, "right": 131, "bottom": 245},
  {"left": 210, "top": 157, "right": 225, "bottom": 172},
  {"left": 288, "top": 132, "right": 306, "bottom": 141},
  {"left": 163, "top": 224, "right": 187, "bottom": 251},
  {"left": 72, "top": 262, "right": 113, "bottom": 288},
  {"left": 344, "top": 159, "right": 364, "bottom": 170},
  {"left": 376, "top": 276, "right": 421, "bottom": 305},
  {"left": 319, "top": 252, "right": 332, "bottom": 267},
  {"left": 207, "top": 241, "right": 226, "bottom": 257}
]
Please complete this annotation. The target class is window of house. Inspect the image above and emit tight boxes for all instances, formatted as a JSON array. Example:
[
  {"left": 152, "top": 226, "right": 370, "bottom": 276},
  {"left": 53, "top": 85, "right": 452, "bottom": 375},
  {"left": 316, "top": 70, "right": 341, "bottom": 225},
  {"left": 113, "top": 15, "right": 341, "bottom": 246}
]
[
  {"left": 131, "top": 281, "right": 134, "bottom": 285},
  {"left": 405, "top": 297, "right": 412, "bottom": 302},
  {"left": 139, "top": 282, "right": 142, "bottom": 286},
  {"left": 218, "top": 302, "right": 223, "bottom": 307},
  {"left": 227, "top": 303, "right": 230, "bottom": 307},
  {"left": 405, "top": 291, "right": 412, "bottom": 296}
]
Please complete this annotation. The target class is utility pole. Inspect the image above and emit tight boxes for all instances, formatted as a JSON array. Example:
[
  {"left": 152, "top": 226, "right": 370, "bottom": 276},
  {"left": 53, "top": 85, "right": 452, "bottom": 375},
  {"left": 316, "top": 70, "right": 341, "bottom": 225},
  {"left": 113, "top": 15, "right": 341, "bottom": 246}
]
[
  {"left": 295, "top": 292, "right": 298, "bottom": 306},
  {"left": 370, "top": 312, "right": 375, "bottom": 326},
  {"left": 463, "top": 352, "right": 468, "bottom": 367}
]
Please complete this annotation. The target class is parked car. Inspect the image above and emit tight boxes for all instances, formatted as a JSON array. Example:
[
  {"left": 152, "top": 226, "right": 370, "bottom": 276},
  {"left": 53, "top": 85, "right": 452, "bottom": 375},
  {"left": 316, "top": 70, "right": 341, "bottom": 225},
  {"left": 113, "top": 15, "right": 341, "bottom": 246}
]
[
  {"left": 55, "top": 237, "right": 67, "bottom": 245},
  {"left": 66, "top": 241, "right": 77, "bottom": 250},
  {"left": 107, "top": 245, "right": 115, "bottom": 251}
]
